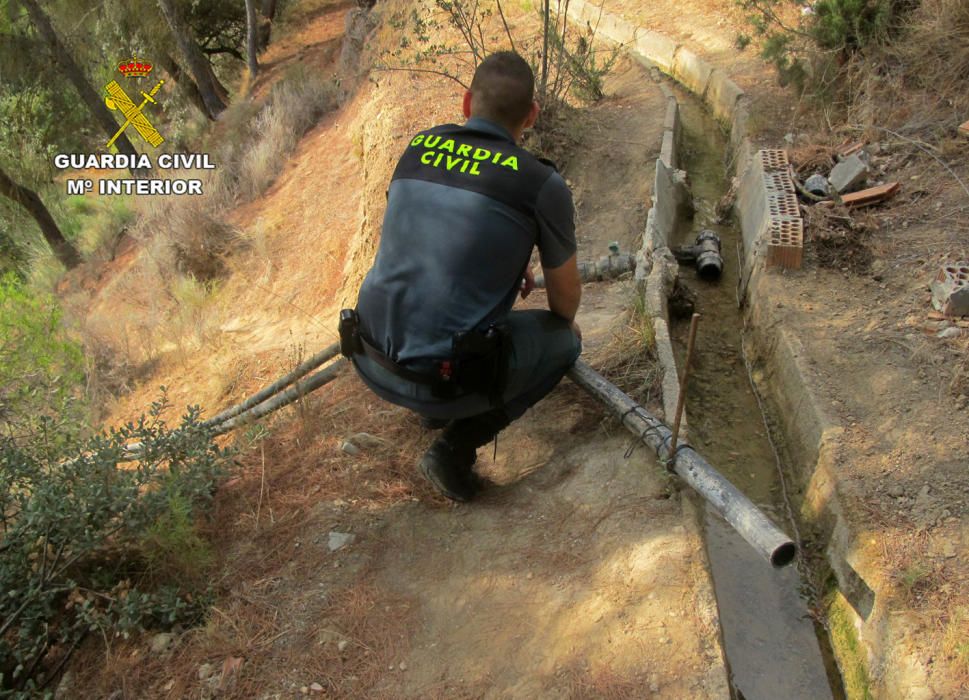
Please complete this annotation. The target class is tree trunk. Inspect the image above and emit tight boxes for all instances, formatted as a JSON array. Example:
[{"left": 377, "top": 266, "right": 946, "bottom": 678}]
[
  {"left": 540, "top": 0, "right": 550, "bottom": 100},
  {"left": 245, "top": 0, "right": 259, "bottom": 77},
  {"left": 21, "top": 0, "right": 144, "bottom": 178},
  {"left": 157, "top": 52, "right": 210, "bottom": 119},
  {"left": 155, "top": 0, "right": 227, "bottom": 119},
  {"left": 257, "top": 0, "right": 277, "bottom": 49},
  {"left": 0, "top": 167, "right": 81, "bottom": 270}
]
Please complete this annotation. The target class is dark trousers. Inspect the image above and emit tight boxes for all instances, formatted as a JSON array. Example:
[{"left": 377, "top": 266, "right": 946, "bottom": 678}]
[{"left": 353, "top": 309, "right": 582, "bottom": 424}]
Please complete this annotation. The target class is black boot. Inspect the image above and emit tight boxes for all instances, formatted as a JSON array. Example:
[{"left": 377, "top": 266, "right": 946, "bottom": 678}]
[
  {"left": 418, "top": 410, "right": 511, "bottom": 502},
  {"left": 419, "top": 438, "right": 479, "bottom": 502}
]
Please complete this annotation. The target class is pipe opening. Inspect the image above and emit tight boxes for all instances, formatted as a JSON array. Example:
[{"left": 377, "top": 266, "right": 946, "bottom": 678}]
[{"left": 771, "top": 541, "right": 798, "bottom": 568}]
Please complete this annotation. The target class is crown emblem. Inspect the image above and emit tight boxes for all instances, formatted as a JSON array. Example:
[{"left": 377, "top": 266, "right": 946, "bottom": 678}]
[{"left": 118, "top": 56, "right": 153, "bottom": 78}]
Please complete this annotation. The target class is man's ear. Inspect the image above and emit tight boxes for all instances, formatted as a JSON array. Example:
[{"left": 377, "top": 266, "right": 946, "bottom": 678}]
[
  {"left": 462, "top": 90, "right": 473, "bottom": 118},
  {"left": 523, "top": 100, "right": 540, "bottom": 130}
]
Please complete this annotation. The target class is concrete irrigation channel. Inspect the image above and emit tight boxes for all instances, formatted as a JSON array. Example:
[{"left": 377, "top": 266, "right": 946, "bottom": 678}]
[{"left": 668, "top": 89, "right": 845, "bottom": 699}]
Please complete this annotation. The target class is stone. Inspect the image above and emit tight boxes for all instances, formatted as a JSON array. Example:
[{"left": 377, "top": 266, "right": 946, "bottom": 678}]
[
  {"left": 937, "top": 326, "right": 966, "bottom": 339},
  {"left": 338, "top": 640, "right": 349, "bottom": 652},
  {"left": 198, "top": 663, "right": 215, "bottom": 680},
  {"left": 930, "top": 263, "right": 969, "bottom": 317},
  {"left": 310, "top": 682, "right": 324, "bottom": 692},
  {"left": 149, "top": 632, "right": 173, "bottom": 654},
  {"left": 349, "top": 432, "right": 383, "bottom": 449},
  {"left": 828, "top": 153, "right": 869, "bottom": 193},
  {"left": 328, "top": 531, "right": 355, "bottom": 551},
  {"left": 340, "top": 440, "right": 361, "bottom": 456}
]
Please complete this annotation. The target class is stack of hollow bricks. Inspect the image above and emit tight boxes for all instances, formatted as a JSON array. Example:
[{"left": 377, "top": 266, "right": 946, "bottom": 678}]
[{"left": 745, "top": 149, "right": 805, "bottom": 270}]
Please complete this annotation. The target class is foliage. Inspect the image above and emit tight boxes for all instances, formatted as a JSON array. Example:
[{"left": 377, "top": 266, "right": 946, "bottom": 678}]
[
  {"left": 0, "top": 274, "right": 85, "bottom": 449},
  {"left": 0, "top": 392, "right": 227, "bottom": 696},
  {"left": 736, "top": 0, "right": 907, "bottom": 89},
  {"left": 382, "top": 0, "right": 619, "bottom": 119}
]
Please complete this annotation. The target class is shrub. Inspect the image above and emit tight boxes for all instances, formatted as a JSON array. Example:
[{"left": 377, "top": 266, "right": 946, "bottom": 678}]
[
  {"left": 0, "top": 273, "right": 85, "bottom": 450},
  {"left": 0, "top": 393, "right": 228, "bottom": 696},
  {"left": 382, "top": 0, "right": 619, "bottom": 120},
  {"left": 737, "top": 0, "right": 907, "bottom": 89}
]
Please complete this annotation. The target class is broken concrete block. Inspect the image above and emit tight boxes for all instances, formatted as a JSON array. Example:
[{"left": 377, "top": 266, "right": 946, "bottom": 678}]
[
  {"left": 931, "top": 263, "right": 969, "bottom": 317},
  {"left": 829, "top": 153, "right": 869, "bottom": 193}
]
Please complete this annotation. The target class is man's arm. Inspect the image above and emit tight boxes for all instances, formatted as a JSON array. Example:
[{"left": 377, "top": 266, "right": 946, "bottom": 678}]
[{"left": 543, "top": 253, "right": 581, "bottom": 323}]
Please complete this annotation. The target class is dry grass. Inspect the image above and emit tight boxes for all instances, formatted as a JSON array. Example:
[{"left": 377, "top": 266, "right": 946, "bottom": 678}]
[
  {"left": 592, "top": 288, "right": 662, "bottom": 406},
  {"left": 843, "top": 0, "right": 969, "bottom": 135},
  {"left": 544, "top": 663, "right": 648, "bottom": 698},
  {"left": 801, "top": 203, "right": 877, "bottom": 274}
]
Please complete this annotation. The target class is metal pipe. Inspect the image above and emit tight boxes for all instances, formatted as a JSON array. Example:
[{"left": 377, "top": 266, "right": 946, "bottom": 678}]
[
  {"left": 201, "top": 342, "right": 341, "bottom": 428},
  {"left": 567, "top": 359, "right": 797, "bottom": 567},
  {"left": 669, "top": 313, "right": 699, "bottom": 455},
  {"left": 534, "top": 252, "right": 637, "bottom": 288},
  {"left": 121, "top": 358, "right": 348, "bottom": 457},
  {"left": 209, "top": 358, "right": 348, "bottom": 436}
]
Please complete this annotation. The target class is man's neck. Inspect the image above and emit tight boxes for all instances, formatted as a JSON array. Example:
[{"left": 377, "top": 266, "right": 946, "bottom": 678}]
[{"left": 467, "top": 115, "right": 521, "bottom": 144}]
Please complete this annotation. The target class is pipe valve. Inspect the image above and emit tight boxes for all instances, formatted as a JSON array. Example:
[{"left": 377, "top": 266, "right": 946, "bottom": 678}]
[{"left": 673, "top": 230, "right": 723, "bottom": 280}]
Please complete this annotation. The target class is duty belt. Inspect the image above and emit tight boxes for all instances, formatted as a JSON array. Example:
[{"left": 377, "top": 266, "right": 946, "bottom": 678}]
[{"left": 338, "top": 308, "right": 508, "bottom": 402}]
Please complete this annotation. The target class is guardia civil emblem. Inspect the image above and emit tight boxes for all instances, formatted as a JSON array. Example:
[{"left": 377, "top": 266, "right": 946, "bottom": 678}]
[{"left": 104, "top": 56, "right": 165, "bottom": 149}]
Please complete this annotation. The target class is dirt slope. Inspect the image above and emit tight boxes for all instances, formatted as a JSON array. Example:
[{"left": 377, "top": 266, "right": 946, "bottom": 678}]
[{"left": 68, "top": 5, "right": 735, "bottom": 698}]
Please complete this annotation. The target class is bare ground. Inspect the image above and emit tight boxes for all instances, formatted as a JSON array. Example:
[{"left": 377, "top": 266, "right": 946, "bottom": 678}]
[{"left": 65, "top": 4, "right": 732, "bottom": 697}]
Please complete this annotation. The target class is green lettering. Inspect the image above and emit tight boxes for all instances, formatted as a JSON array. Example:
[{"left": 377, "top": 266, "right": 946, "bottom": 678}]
[
  {"left": 433, "top": 152, "right": 444, "bottom": 167},
  {"left": 492, "top": 151, "right": 502, "bottom": 163},
  {"left": 500, "top": 156, "right": 519, "bottom": 171},
  {"left": 424, "top": 135, "right": 441, "bottom": 148},
  {"left": 457, "top": 144, "right": 472, "bottom": 157},
  {"left": 472, "top": 147, "right": 491, "bottom": 161},
  {"left": 469, "top": 161, "right": 481, "bottom": 176},
  {"left": 421, "top": 150, "right": 435, "bottom": 165},
  {"left": 446, "top": 156, "right": 462, "bottom": 170},
  {"left": 439, "top": 139, "right": 455, "bottom": 153},
  {"left": 411, "top": 135, "right": 425, "bottom": 146},
  {"left": 460, "top": 160, "right": 470, "bottom": 173}
]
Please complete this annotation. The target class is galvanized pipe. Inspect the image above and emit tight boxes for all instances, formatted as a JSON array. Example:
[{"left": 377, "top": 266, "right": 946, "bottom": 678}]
[
  {"left": 202, "top": 342, "right": 341, "bottom": 428},
  {"left": 121, "top": 357, "right": 348, "bottom": 457},
  {"left": 209, "top": 358, "right": 348, "bottom": 436},
  {"left": 567, "top": 359, "right": 797, "bottom": 567}
]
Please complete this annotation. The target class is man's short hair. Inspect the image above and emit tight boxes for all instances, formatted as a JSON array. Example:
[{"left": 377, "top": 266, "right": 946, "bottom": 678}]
[{"left": 469, "top": 51, "right": 535, "bottom": 128}]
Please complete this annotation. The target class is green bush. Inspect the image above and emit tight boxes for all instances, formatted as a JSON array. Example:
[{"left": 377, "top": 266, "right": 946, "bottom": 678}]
[
  {"left": 0, "top": 393, "right": 227, "bottom": 696},
  {"left": 738, "top": 0, "right": 906, "bottom": 89},
  {"left": 0, "top": 273, "right": 85, "bottom": 451}
]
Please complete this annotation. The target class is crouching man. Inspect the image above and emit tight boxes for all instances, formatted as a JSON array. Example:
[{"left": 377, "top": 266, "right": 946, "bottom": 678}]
[{"left": 340, "top": 51, "right": 582, "bottom": 501}]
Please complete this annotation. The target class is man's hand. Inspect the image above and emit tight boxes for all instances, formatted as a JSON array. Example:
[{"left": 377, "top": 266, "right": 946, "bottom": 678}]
[{"left": 520, "top": 266, "right": 535, "bottom": 299}]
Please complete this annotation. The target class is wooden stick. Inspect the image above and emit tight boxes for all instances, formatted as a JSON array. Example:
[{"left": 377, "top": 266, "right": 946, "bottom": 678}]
[{"left": 669, "top": 313, "right": 700, "bottom": 460}]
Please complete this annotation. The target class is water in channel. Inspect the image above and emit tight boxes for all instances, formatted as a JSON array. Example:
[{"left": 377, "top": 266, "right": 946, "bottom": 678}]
[{"left": 669, "top": 93, "right": 845, "bottom": 700}]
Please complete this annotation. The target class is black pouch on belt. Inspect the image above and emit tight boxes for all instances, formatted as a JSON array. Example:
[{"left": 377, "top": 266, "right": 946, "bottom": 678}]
[
  {"left": 338, "top": 309, "right": 363, "bottom": 358},
  {"left": 451, "top": 324, "right": 510, "bottom": 405}
]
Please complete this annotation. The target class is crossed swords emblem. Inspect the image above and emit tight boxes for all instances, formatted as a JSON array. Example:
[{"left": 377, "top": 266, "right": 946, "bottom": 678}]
[{"left": 104, "top": 79, "right": 166, "bottom": 148}]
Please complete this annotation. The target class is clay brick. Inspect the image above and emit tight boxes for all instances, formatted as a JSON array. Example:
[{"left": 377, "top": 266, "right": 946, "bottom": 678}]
[
  {"left": 757, "top": 149, "right": 790, "bottom": 172},
  {"left": 765, "top": 218, "right": 804, "bottom": 270},
  {"left": 767, "top": 192, "right": 800, "bottom": 218},
  {"left": 762, "top": 171, "right": 795, "bottom": 194},
  {"left": 931, "top": 263, "right": 969, "bottom": 317},
  {"left": 838, "top": 182, "right": 900, "bottom": 207}
]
